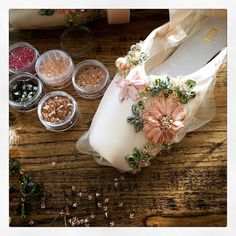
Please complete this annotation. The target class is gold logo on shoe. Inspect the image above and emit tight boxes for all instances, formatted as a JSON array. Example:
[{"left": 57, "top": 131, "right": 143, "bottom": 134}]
[{"left": 203, "top": 27, "right": 220, "bottom": 42}]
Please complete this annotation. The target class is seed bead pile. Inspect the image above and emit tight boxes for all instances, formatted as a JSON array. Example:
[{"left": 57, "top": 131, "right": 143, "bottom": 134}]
[
  {"left": 41, "top": 96, "right": 73, "bottom": 123},
  {"left": 76, "top": 65, "right": 105, "bottom": 88},
  {"left": 10, "top": 80, "right": 38, "bottom": 103},
  {"left": 39, "top": 55, "right": 70, "bottom": 79},
  {"left": 9, "top": 46, "right": 36, "bottom": 72}
]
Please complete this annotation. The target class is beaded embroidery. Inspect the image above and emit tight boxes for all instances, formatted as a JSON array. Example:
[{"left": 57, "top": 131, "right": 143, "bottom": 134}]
[{"left": 124, "top": 75, "right": 197, "bottom": 172}]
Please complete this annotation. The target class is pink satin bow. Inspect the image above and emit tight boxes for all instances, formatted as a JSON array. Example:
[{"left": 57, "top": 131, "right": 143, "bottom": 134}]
[{"left": 116, "top": 71, "right": 147, "bottom": 102}]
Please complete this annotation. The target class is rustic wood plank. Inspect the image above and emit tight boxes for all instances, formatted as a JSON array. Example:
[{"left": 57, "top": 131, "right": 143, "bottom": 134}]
[
  {"left": 145, "top": 214, "right": 227, "bottom": 227},
  {"left": 9, "top": 10, "right": 227, "bottom": 227}
]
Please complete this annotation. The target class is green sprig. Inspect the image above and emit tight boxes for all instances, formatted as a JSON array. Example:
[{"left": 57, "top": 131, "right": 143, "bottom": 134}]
[
  {"left": 9, "top": 159, "right": 42, "bottom": 220},
  {"left": 19, "top": 172, "right": 41, "bottom": 197}
]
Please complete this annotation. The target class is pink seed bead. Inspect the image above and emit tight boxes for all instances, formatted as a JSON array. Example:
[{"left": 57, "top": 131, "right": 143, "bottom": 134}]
[{"left": 9, "top": 46, "right": 36, "bottom": 72}]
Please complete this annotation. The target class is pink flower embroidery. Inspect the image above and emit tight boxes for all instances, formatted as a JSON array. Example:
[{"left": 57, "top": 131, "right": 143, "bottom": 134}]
[
  {"left": 143, "top": 95, "right": 186, "bottom": 145},
  {"left": 116, "top": 71, "right": 147, "bottom": 102}
]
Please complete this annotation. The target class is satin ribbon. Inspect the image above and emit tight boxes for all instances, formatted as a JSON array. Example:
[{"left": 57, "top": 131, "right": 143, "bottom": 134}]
[{"left": 116, "top": 66, "right": 147, "bottom": 102}]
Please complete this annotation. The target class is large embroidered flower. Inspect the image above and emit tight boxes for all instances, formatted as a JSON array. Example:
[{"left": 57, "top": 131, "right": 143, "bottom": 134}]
[{"left": 143, "top": 95, "right": 186, "bottom": 145}]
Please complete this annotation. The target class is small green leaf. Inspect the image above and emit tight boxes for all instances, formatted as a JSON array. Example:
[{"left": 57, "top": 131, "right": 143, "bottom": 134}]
[
  {"left": 180, "top": 95, "right": 188, "bottom": 104},
  {"left": 131, "top": 104, "right": 139, "bottom": 115},
  {"left": 125, "top": 155, "right": 139, "bottom": 169},
  {"left": 125, "top": 148, "right": 143, "bottom": 169},
  {"left": 127, "top": 104, "right": 144, "bottom": 132},
  {"left": 127, "top": 117, "right": 135, "bottom": 124},
  {"left": 185, "top": 80, "right": 197, "bottom": 89},
  {"left": 149, "top": 86, "right": 161, "bottom": 97},
  {"left": 190, "top": 91, "right": 196, "bottom": 98},
  {"left": 137, "top": 101, "right": 145, "bottom": 110}
]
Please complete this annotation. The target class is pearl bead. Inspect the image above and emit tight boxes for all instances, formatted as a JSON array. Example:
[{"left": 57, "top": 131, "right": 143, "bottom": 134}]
[{"left": 115, "top": 57, "right": 127, "bottom": 68}]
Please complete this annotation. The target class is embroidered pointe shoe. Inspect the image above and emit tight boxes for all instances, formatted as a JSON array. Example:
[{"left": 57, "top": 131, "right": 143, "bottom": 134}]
[{"left": 76, "top": 10, "right": 227, "bottom": 173}]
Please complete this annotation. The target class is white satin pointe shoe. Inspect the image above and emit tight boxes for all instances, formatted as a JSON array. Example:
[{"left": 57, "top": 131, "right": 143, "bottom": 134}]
[{"left": 77, "top": 10, "right": 227, "bottom": 173}]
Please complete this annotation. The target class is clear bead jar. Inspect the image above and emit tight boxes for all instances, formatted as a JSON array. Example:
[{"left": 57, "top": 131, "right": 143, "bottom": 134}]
[
  {"left": 9, "top": 72, "right": 45, "bottom": 112},
  {"left": 60, "top": 25, "right": 95, "bottom": 58},
  {"left": 35, "top": 50, "right": 74, "bottom": 89},
  {"left": 9, "top": 42, "right": 39, "bottom": 74},
  {"left": 72, "top": 59, "right": 110, "bottom": 99},
  {"left": 37, "top": 91, "right": 79, "bottom": 132}
]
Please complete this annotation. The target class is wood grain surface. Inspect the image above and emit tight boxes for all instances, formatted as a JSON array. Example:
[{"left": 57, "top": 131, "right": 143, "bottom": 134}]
[{"left": 9, "top": 10, "right": 227, "bottom": 227}]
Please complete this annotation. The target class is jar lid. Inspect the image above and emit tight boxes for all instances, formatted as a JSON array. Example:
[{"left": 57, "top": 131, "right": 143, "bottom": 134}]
[
  {"left": 9, "top": 72, "right": 44, "bottom": 112},
  {"left": 60, "top": 25, "right": 95, "bottom": 58},
  {"left": 35, "top": 50, "right": 74, "bottom": 88},
  {"left": 72, "top": 59, "right": 110, "bottom": 99},
  {"left": 37, "top": 91, "right": 79, "bottom": 132},
  {"left": 9, "top": 42, "right": 39, "bottom": 74}
]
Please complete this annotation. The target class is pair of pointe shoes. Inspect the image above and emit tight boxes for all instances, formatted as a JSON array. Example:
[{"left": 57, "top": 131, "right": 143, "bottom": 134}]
[{"left": 77, "top": 10, "right": 227, "bottom": 173}]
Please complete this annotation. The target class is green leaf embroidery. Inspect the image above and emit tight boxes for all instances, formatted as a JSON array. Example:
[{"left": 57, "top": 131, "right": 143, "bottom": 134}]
[
  {"left": 127, "top": 104, "right": 144, "bottom": 132},
  {"left": 148, "top": 76, "right": 173, "bottom": 97},
  {"left": 125, "top": 143, "right": 173, "bottom": 171},
  {"left": 125, "top": 148, "right": 143, "bottom": 170},
  {"left": 176, "top": 79, "right": 197, "bottom": 104}
]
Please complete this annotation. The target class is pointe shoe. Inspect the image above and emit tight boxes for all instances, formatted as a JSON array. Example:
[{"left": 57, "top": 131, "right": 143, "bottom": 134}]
[{"left": 77, "top": 10, "right": 227, "bottom": 172}]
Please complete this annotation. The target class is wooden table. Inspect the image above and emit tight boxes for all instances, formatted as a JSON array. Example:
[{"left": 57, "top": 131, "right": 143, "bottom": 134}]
[{"left": 9, "top": 11, "right": 227, "bottom": 227}]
